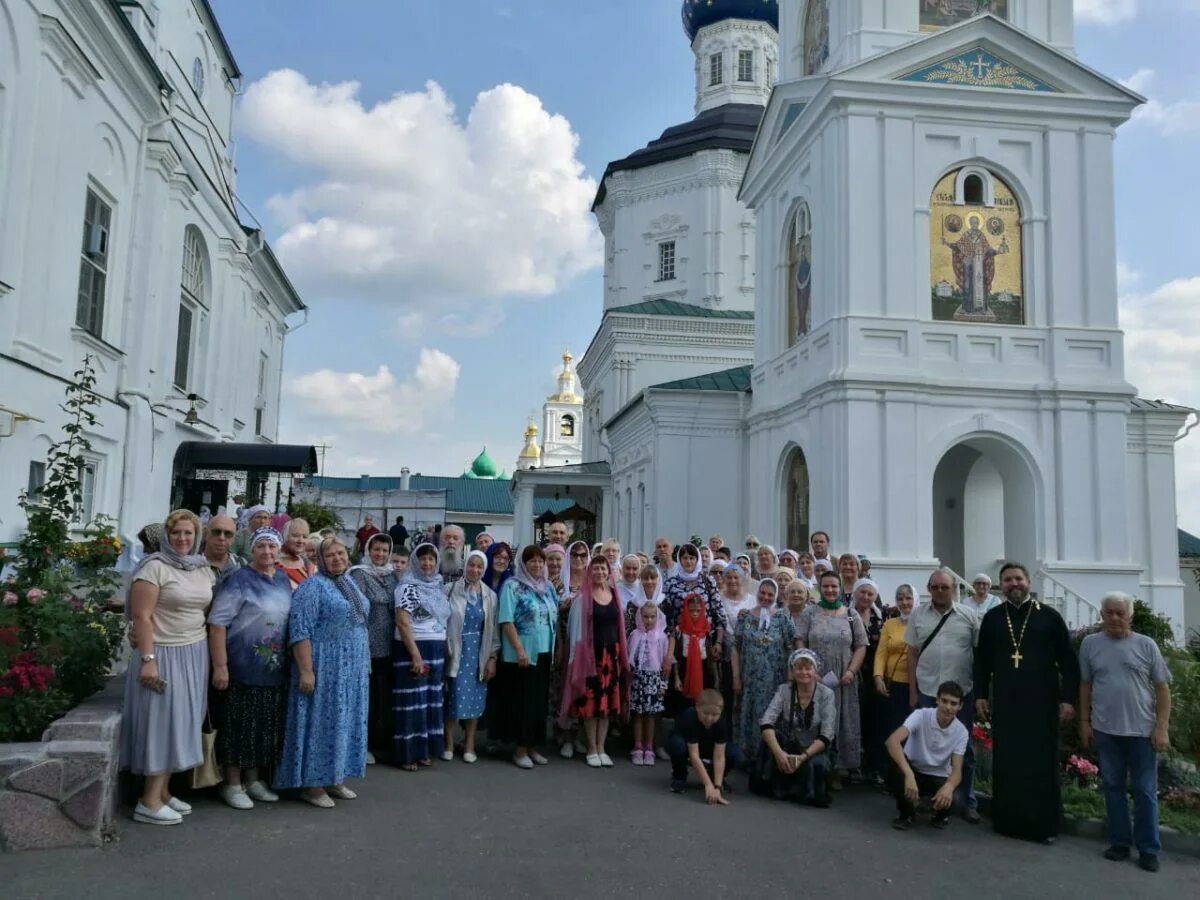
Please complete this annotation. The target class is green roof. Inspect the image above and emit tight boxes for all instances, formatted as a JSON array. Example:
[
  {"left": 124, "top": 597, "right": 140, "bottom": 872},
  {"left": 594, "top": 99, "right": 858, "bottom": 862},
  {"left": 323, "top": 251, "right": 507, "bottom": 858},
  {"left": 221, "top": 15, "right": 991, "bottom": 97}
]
[
  {"left": 302, "top": 474, "right": 571, "bottom": 518},
  {"left": 651, "top": 365, "right": 753, "bottom": 393},
  {"left": 608, "top": 299, "right": 755, "bottom": 320}
]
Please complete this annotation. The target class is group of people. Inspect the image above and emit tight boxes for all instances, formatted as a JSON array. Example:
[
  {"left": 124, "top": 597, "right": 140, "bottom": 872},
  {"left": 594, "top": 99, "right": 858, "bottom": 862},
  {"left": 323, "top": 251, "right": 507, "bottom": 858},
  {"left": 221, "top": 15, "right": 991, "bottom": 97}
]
[{"left": 118, "top": 516, "right": 1174, "bottom": 873}]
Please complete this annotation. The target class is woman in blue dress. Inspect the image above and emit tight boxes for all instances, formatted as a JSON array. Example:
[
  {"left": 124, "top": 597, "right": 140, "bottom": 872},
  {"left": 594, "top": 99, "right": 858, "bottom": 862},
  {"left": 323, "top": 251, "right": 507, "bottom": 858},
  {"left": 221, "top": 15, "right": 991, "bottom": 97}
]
[
  {"left": 732, "top": 578, "right": 799, "bottom": 765},
  {"left": 443, "top": 550, "right": 500, "bottom": 763},
  {"left": 274, "top": 537, "right": 370, "bottom": 808}
]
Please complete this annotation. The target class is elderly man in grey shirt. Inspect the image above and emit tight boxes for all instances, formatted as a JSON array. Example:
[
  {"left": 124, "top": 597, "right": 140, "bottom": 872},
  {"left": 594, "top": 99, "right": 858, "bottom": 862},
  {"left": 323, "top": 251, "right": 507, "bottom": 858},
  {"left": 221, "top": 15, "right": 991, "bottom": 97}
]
[
  {"left": 905, "top": 568, "right": 981, "bottom": 821},
  {"left": 1080, "top": 592, "right": 1172, "bottom": 873}
]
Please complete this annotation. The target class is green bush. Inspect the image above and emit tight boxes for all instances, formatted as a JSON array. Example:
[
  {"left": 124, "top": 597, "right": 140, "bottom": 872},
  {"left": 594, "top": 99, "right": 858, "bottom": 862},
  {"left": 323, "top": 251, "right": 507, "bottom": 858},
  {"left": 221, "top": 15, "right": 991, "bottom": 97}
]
[
  {"left": 288, "top": 499, "right": 344, "bottom": 534},
  {"left": 0, "top": 357, "right": 125, "bottom": 740}
]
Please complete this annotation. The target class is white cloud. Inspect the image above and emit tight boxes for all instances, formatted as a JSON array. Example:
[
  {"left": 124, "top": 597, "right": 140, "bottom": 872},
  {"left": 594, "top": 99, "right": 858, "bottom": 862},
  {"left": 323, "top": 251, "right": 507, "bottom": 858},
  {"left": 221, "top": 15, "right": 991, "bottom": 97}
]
[
  {"left": 285, "top": 348, "right": 461, "bottom": 435},
  {"left": 1076, "top": 0, "right": 1138, "bottom": 24},
  {"left": 1121, "top": 277, "right": 1200, "bottom": 533},
  {"left": 393, "top": 307, "right": 506, "bottom": 341},
  {"left": 1121, "top": 69, "right": 1200, "bottom": 136},
  {"left": 240, "top": 70, "right": 602, "bottom": 309}
]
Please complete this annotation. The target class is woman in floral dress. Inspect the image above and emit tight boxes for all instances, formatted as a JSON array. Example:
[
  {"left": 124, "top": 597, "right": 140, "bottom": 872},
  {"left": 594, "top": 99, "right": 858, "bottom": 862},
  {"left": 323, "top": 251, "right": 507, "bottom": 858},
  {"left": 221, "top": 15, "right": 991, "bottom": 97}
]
[
  {"left": 208, "top": 527, "right": 294, "bottom": 810},
  {"left": 274, "top": 537, "right": 370, "bottom": 808},
  {"left": 732, "top": 578, "right": 798, "bottom": 764},
  {"left": 562, "top": 554, "right": 629, "bottom": 767},
  {"left": 796, "top": 570, "right": 867, "bottom": 786}
]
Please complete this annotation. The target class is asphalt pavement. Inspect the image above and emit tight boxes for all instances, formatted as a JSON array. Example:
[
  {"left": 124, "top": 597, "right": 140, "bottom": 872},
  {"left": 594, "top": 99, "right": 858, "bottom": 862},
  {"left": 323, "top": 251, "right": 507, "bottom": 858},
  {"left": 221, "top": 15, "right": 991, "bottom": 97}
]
[{"left": 6, "top": 752, "right": 1194, "bottom": 899}]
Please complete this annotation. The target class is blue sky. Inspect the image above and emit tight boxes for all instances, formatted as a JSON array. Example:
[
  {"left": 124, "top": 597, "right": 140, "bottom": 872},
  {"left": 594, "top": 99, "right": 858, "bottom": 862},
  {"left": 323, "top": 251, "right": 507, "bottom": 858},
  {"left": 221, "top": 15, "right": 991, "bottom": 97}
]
[{"left": 210, "top": 0, "right": 1200, "bottom": 530}]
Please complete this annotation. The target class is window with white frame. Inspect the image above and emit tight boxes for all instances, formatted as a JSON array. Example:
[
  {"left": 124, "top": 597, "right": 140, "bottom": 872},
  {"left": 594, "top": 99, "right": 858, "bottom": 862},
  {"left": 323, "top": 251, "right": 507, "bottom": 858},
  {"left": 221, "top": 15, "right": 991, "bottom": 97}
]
[
  {"left": 26, "top": 461, "right": 45, "bottom": 502},
  {"left": 79, "top": 461, "right": 97, "bottom": 524},
  {"left": 737, "top": 49, "right": 754, "bottom": 82},
  {"left": 709, "top": 52, "right": 723, "bottom": 86},
  {"left": 766, "top": 57, "right": 774, "bottom": 87},
  {"left": 175, "top": 226, "right": 207, "bottom": 390},
  {"left": 656, "top": 240, "right": 676, "bottom": 282},
  {"left": 76, "top": 189, "right": 112, "bottom": 336},
  {"left": 255, "top": 352, "right": 269, "bottom": 436}
]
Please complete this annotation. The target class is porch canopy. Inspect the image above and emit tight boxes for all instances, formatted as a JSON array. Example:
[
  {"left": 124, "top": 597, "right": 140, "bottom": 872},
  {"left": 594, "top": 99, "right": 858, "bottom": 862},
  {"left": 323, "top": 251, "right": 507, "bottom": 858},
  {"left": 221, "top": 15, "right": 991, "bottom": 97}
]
[
  {"left": 511, "top": 462, "right": 611, "bottom": 548},
  {"left": 173, "top": 442, "right": 318, "bottom": 478}
]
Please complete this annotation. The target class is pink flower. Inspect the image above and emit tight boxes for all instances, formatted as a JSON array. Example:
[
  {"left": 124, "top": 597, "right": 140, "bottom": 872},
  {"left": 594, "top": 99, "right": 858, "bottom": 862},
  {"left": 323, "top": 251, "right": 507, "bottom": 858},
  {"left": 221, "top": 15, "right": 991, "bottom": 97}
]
[
  {"left": 26, "top": 588, "right": 47, "bottom": 604},
  {"left": 2, "top": 591, "right": 17, "bottom": 607}
]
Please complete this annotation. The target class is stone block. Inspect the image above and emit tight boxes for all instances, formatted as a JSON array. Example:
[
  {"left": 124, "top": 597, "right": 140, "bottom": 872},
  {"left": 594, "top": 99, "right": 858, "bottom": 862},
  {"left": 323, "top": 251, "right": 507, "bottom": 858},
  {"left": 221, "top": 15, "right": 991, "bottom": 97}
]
[
  {"left": 8, "top": 759, "right": 64, "bottom": 801},
  {"left": 56, "top": 753, "right": 109, "bottom": 795},
  {"left": 0, "top": 752, "right": 42, "bottom": 783},
  {"left": 0, "top": 791, "right": 87, "bottom": 851},
  {"left": 44, "top": 720, "right": 107, "bottom": 742},
  {"left": 60, "top": 778, "right": 104, "bottom": 830}
]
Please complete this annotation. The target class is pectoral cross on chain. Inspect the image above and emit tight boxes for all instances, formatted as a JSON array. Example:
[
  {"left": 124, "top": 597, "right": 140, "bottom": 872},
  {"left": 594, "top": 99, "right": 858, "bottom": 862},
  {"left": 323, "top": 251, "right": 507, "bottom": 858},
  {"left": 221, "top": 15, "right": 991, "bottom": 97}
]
[{"left": 1011, "top": 649, "right": 1023, "bottom": 669}]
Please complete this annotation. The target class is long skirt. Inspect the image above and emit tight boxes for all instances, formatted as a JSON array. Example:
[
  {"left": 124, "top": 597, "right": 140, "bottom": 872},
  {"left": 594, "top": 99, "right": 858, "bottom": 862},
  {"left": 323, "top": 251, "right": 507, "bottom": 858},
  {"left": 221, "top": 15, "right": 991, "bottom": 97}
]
[
  {"left": 492, "top": 653, "right": 551, "bottom": 747},
  {"left": 121, "top": 639, "right": 208, "bottom": 776},
  {"left": 214, "top": 682, "right": 285, "bottom": 770},
  {"left": 393, "top": 638, "right": 446, "bottom": 765},
  {"left": 368, "top": 656, "right": 393, "bottom": 756}
]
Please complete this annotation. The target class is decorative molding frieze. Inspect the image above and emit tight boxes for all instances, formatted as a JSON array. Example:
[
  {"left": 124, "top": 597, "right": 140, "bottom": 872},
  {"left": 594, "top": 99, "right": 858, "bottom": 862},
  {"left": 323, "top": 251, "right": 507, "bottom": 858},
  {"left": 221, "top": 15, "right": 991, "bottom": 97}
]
[{"left": 39, "top": 16, "right": 102, "bottom": 98}]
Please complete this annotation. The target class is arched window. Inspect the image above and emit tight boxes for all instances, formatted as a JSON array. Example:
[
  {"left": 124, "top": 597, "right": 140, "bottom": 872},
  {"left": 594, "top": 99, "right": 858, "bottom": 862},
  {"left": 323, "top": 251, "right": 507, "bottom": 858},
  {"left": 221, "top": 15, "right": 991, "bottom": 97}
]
[
  {"left": 175, "top": 226, "right": 208, "bottom": 390},
  {"left": 930, "top": 167, "right": 1024, "bottom": 325},
  {"left": 786, "top": 202, "right": 813, "bottom": 345},
  {"left": 785, "top": 447, "right": 810, "bottom": 554},
  {"left": 963, "top": 174, "right": 984, "bottom": 205},
  {"left": 560, "top": 414, "right": 575, "bottom": 438}
]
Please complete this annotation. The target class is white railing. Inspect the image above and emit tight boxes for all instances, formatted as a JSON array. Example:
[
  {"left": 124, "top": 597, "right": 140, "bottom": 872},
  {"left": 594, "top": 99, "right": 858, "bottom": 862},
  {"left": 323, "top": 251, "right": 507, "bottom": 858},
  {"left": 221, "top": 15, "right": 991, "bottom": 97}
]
[
  {"left": 936, "top": 565, "right": 978, "bottom": 604},
  {"left": 1037, "top": 569, "right": 1102, "bottom": 630}
]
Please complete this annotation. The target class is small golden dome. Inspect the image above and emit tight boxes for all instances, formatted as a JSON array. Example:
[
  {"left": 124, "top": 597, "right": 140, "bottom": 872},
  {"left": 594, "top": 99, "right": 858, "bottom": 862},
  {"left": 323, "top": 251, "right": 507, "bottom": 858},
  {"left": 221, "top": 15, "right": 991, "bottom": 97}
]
[
  {"left": 548, "top": 350, "right": 583, "bottom": 404},
  {"left": 518, "top": 421, "right": 541, "bottom": 460}
]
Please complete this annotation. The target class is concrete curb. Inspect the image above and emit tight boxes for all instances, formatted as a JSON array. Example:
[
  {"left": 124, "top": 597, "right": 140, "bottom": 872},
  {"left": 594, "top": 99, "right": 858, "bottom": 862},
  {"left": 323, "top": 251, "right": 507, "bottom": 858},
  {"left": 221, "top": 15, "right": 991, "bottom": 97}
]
[{"left": 977, "top": 791, "right": 1200, "bottom": 858}]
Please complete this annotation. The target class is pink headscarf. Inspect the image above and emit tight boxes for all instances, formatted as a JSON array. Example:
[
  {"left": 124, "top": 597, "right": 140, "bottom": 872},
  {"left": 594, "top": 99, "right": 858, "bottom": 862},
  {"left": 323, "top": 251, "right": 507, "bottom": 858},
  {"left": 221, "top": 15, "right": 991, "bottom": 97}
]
[
  {"left": 626, "top": 601, "right": 668, "bottom": 674},
  {"left": 559, "top": 555, "right": 629, "bottom": 726}
]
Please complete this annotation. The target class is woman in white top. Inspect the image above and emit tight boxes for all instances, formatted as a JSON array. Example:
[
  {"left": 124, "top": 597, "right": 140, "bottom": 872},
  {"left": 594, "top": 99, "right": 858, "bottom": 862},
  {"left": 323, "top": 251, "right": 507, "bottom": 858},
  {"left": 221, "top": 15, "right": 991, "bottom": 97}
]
[{"left": 122, "top": 509, "right": 215, "bottom": 826}]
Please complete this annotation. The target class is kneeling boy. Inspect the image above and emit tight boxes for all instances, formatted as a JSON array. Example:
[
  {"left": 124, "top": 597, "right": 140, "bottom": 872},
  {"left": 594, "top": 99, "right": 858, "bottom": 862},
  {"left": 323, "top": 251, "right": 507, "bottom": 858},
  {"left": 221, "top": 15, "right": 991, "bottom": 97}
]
[
  {"left": 667, "top": 689, "right": 740, "bottom": 804},
  {"left": 885, "top": 680, "right": 968, "bottom": 830}
]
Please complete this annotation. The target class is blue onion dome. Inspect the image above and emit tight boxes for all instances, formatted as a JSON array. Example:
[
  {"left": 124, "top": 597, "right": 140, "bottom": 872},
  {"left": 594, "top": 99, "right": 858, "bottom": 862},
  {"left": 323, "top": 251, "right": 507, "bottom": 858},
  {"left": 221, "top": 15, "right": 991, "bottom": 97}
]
[{"left": 682, "top": 0, "right": 779, "bottom": 42}]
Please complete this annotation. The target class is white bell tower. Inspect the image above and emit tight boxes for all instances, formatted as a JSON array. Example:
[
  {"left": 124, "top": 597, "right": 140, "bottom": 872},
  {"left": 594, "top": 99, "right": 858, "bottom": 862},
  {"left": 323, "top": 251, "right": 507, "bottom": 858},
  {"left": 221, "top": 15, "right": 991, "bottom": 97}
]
[
  {"left": 539, "top": 352, "right": 584, "bottom": 468},
  {"left": 740, "top": 1, "right": 1190, "bottom": 622}
]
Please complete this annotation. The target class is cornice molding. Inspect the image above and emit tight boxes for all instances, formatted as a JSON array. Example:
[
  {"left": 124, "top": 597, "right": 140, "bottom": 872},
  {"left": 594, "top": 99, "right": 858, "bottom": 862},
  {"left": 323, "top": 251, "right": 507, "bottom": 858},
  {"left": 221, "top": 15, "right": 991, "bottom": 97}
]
[{"left": 40, "top": 15, "right": 102, "bottom": 98}]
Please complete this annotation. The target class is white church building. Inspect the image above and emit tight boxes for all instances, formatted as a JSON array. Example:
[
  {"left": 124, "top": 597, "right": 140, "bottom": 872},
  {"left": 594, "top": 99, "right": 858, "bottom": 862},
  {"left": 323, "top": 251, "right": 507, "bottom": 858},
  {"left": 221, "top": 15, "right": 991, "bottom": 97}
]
[
  {"left": 0, "top": 1, "right": 307, "bottom": 545},
  {"left": 512, "top": 0, "right": 1194, "bottom": 631}
]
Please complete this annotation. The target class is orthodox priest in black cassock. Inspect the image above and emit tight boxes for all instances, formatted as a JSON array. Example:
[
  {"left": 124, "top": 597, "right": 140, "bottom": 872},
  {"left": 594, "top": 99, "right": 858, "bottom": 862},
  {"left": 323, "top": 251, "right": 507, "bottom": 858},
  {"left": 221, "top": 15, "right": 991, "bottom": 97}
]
[{"left": 974, "top": 593, "right": 1079, "bottom": 842}]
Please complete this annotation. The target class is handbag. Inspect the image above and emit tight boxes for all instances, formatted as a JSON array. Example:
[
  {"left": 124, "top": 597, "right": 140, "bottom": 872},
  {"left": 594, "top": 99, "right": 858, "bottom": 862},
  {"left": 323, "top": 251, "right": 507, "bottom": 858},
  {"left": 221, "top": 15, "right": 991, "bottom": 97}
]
[{"left": 191, "top": 710, "right": 221, "bottom": 789}]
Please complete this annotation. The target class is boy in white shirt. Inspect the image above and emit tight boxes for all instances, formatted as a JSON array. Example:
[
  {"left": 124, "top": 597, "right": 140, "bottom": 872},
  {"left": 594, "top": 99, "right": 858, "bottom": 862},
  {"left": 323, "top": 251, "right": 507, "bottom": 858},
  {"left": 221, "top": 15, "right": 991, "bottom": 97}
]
[{"left": 886, "top": 680, "right": 969, "bottom": 830}]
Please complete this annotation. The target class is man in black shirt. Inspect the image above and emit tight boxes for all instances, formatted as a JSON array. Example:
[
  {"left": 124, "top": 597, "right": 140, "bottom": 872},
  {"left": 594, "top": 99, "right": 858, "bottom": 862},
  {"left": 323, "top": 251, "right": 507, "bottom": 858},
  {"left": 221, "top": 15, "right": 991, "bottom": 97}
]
[
  {"left": 388, "top": 515, "right": 409, "bottom": 550},
  {"left": 667, "top": 689, "right": 739, "bottom": 804}
]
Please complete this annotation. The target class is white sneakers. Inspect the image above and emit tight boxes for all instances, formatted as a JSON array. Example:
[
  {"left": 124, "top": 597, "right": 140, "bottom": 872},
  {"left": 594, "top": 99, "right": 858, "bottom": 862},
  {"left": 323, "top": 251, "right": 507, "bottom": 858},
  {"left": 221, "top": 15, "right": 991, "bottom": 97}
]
[
  {"left": 133, "top": 802, "right": 182, "bottom": 825},
  {"left": 245, "top": 781, "right": 279, "bottom": 803},
  {"left": 462, "top": 751, "right": 478, "bottom": 764},
  {"left": 586, "top": 753, "right": 602, "bottom": 768},
  {"left": 440, "top": 750, "right": 455, "bottom": 762},
  {"left": 513, "top": 754, "right": 535, "bottom": 769},
  {"left": 219, "top": 784, "right": 254, "bottom": 810},
  {"left": 165, "top": 796, "right": 192, "bottom": 815}
]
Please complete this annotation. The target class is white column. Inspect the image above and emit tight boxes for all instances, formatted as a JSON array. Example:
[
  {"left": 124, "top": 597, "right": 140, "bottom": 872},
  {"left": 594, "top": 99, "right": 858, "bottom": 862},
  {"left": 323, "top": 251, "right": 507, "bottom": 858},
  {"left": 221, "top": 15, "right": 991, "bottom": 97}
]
[{"left": 513, "top": 482, "right": 535, "bottom": 548}]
